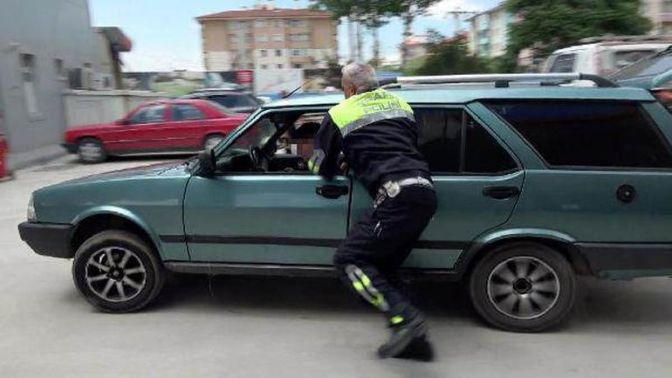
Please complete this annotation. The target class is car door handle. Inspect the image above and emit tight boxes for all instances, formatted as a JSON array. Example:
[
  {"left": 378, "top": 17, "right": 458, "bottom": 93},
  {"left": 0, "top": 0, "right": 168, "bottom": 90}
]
[
  {"left": 316, "top": 185, "right": 349, "bottom": 199},
  {"left": 483, "top": 186, "right": 520, "bottom": 200}
]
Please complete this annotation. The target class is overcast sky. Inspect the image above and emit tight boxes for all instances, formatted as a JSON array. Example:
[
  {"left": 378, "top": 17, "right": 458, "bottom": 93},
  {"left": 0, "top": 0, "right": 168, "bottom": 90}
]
[{"left": 89, "top": 0, "right": 499, "bottom": 72}]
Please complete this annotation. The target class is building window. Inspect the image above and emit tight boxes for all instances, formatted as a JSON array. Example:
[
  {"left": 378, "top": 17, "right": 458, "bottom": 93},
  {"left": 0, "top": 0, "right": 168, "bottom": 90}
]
[
  {"left": 54, "top": 59, "right": 65, "bottom": 79},
  {"left": 261, "top": 64, "right": 268, "bottom": 69},
  {"left": 275, "top": 49, "right": 282, "bottom": 57},
  {"left": 292, "top": 64, "right": 302, "bottom": 69},
  {"left": 20, "top": 54, "right": 40, "bottom": 115},
  {"left": 256, "top": 35, "right": 268, "bottom": 43},
  {"left": 272, "top": 34, "right": 284, "bottom": 42},
  {"left": 665, "top": 0, "right": 672, "bottom": 13},
  {"left": 289, "top": 34, "right": 310, "bottom": 42},
  {"left": 288, "top": 20, "right": 307, "bottom": 28},
  {"left": 277, "top": 64, "right": 283, "bottom": 69},
  {"left": 274, "top": 20, "right": 284, "bottom": 28},
  {"left": 260, "top": 49, "right": 268, "bottom": 57},
  {"left": 255, "top": 19, "right": 267, "bottom": 28},
  {"left": 291, "top": 49, "right": 306, "bottom": 56},
  {"left": 247, "top": 63, "right": 254, "bottom": 69}
]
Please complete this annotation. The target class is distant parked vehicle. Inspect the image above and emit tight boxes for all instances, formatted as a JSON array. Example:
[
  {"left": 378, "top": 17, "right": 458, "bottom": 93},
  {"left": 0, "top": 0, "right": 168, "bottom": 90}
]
[
  {"left": 182, "top": 89, "right": 263, "bottom": 114},
  {"left": 610, "top": 46, "right": 672, "bottom": 107},
  {"left": 63, "top": 99, "right": 248, "bottom": 163},
  {"left": 542, "top": 36, "right": 672, "bottom": 77}
]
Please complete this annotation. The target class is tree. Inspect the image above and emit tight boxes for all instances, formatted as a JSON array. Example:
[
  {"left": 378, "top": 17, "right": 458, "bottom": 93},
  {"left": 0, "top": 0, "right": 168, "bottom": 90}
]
[
  {"left": 409, "top": 31, "right": 494, "bottom": 75},
  {"left": 384, "top": 0, "right": 440, "bottom": 69},
  {"left": 506, "top": 0, "right": 652, "bottom": 63}
]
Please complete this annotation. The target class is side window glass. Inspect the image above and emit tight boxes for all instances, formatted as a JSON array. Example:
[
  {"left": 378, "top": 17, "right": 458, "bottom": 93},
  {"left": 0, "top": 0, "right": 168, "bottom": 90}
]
[
  {"left": 464, "top": 115, "right": 517, "bottom": 173},
  {"left": 415, "top": 108, "right": 517, "bottom": 174},
  {"left": 488, "top": 101, "right": 672, "bottom": 168},
  {"left": 129, "top": 105, "right": 165, "bottom": 125},
  {"left": 415, "top": 109, "right": 461, "bottom": 173},
  {"left": 172, "top": 104, "right": 205, "bottom": 121}
]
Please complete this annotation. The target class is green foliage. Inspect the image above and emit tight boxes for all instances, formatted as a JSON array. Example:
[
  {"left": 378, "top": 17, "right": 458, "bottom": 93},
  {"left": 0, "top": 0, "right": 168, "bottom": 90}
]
[
  {"left": 506, "top": 0, "right": 653, "bottom": 58},
  {"left": 409, "top": 34, "right": 495, "bottom": 75}
]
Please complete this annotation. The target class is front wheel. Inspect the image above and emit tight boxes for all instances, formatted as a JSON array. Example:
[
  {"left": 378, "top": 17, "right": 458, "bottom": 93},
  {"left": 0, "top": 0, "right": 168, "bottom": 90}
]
[
  {"left": 468, "top": 242, "right": 576, "bottom": 332},
  {"left": 72, "top": 230, "right": 165, "bottom": 313}
]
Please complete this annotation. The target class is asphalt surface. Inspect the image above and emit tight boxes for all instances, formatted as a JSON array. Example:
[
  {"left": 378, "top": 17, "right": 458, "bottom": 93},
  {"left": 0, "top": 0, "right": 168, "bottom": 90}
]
[{"left": 2, "top": 156, "right": 672, "bottom": 377}]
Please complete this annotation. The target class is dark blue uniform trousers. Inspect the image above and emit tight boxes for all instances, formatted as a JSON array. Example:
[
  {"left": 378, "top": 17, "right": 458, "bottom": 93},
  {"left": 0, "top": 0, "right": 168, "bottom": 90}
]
[{"left": 333, "top": 185, "right": 438, "bottom": 325}]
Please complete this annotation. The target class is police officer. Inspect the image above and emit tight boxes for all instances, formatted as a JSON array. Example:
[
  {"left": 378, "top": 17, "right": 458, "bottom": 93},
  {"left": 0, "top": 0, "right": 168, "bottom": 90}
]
[{"left": 309, "top": 63, "right": 437, "bottom": 359}]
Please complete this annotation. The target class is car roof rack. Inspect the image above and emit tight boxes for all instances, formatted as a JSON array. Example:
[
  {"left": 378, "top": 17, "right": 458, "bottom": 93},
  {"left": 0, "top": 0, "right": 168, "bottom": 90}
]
[{"left": 379, "top": 73, "right": 618, "bottom": 89}]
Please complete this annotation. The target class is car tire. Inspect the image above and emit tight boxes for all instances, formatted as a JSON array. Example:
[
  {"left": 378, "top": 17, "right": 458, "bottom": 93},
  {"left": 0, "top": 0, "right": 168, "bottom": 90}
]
[
  {"left": 77, "top": 138, "right": 107, "bottom": 164},
  {"left": 468, "top": 242, "right": 576, "bottom": 332},
  {"left": 72, "top": 230, "right": 165, "bottom": 313},
  {"left": 203, "top": 134, "right": 225, "bottom": 152}
]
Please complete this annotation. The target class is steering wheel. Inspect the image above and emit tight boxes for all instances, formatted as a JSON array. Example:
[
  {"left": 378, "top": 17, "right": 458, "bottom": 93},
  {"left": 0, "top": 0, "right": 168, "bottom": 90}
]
[{"left": 248, "top": 145, "right": 269, "bottom": 171}]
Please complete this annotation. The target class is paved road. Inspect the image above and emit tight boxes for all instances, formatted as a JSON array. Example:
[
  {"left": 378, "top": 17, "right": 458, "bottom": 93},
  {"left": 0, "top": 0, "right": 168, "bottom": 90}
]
[{"left": 2, "top": 156, "right": 672, "bottom": 377}]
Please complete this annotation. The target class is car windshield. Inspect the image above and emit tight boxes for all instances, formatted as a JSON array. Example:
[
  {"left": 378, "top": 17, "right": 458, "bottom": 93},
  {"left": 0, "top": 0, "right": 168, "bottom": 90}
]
[{"left": 611, "top": 49, "right": 672, "bottom": 80}]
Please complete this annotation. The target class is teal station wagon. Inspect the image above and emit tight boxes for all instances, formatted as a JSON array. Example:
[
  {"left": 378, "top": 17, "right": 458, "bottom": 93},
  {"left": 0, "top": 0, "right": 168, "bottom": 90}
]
[{"left": 19, "top": 74, "right": 672, "bottom": 332}]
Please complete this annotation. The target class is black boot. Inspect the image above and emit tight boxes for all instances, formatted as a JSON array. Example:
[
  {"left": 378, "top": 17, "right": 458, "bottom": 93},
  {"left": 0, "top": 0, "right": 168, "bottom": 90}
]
[{"left": 377, "top": 315, "right": 428, "bottom": 359}]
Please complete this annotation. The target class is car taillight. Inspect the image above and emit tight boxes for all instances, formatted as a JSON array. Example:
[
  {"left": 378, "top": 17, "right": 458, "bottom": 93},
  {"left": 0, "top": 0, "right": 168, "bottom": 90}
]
[{"left": 652, "top": 88, "right": 672, "bottom": 108}]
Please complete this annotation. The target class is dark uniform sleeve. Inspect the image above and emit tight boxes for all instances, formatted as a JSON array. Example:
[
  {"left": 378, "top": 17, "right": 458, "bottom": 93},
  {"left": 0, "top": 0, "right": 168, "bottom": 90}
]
[{"left": 308, "top": 113, "right": 343, "bottom": 179}]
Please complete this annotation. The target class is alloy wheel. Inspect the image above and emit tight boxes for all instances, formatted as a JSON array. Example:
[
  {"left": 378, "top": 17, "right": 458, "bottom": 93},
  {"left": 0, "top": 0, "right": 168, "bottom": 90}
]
[
  {"left": 84, "top": 247, "right": 147, "bottom": 303},
  {"left": 486, "top": 256, "right": 560, "bottom": 320}
]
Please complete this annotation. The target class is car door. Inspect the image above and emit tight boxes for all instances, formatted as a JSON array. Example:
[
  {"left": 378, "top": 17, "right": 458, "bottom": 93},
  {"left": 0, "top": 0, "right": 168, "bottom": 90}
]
[
  {"left": 485, "top": 99, "right": 672, "bottom": 245},
  {"left": 111, "top": 104, "right": 170, "bottom": 153},
  {"left": 160, "top": 103, "right": 209, "bottom": 151},
  {"left": 183, "top": 109, "right": 351, "bottom": 265},
  {"left": 349, "top": 106, "right": 524, "bottom": 270}
]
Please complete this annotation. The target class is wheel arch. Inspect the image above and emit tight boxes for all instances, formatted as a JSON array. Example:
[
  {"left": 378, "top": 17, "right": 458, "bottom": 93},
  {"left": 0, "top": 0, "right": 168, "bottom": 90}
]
[
  {"left": 457, "top": 229, "right": 593, "bottom": 280},
  {"left": 70, "top": 207, "right": 162, "bottom": 260}
]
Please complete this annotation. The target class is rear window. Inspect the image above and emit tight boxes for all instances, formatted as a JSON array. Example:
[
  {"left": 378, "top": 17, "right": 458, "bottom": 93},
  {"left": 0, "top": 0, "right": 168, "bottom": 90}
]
[
  {"left": 209, "top": 94, "right": 261, "bottom": 109},
  {"left": 548, "top": 54, "right": 577, "bottom": 73},
  {"left": 487, "top": 101, "right": 672, "bottom": 169}
]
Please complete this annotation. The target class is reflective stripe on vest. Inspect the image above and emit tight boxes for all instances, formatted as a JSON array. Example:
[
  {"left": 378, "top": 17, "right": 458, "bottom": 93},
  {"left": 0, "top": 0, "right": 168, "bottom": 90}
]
[{"left": 328, "top": 89, "right": 414, "bottom": 137}]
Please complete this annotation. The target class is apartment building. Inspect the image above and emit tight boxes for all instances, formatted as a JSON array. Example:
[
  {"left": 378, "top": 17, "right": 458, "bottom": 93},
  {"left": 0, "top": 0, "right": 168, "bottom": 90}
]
[
  {"left": 197, "top": 5, "right": 338, "bottom": 71},
  {"left": 642, "top": 0, "right": 672, "bottom": 35},
  {"left": 467, "top": 3, "right": 513, "bottom": 58}
]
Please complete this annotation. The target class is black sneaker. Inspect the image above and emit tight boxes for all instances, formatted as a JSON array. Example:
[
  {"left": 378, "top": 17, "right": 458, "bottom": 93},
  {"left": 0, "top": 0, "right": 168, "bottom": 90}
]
[
  {"left": 394, "top": 335, "right": 435, "bottom": 362},
  {"left": 377, "top": 316, "right": 428, "bottom": 359}
]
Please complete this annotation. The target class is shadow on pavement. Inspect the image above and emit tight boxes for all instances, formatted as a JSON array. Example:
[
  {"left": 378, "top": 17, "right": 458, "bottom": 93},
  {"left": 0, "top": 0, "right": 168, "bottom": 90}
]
[{"left": 147, "top": 274, "right": 672, "bottom": 332}]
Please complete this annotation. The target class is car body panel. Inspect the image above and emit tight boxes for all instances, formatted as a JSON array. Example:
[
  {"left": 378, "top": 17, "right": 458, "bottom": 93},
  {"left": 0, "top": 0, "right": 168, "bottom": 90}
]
[
  {"left": 23, "top": 86, "right": 672, "bottom": 281},
  {"left": 33, "top": 163, "right": 191, "bottom": 261}
]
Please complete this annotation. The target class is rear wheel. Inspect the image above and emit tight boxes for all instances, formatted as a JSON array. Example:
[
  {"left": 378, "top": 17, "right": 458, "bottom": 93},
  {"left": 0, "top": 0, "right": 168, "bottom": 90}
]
[
  {"left": 77, "top": 138, "right": 106, "bottom": 164},
  {"left": 468, "top": 242, "right": 576, "bottom": 332},
  {"left": 203, "top": 134, "right": 225, "bottom": 152},
  {"left": 72, "top": 230, "right": 165, "bottom": 313}
]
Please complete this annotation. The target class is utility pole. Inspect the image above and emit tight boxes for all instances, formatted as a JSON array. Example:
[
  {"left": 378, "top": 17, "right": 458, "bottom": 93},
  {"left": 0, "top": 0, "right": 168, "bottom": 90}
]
[{"left": 444, "top": 8, "right": 478, "bottom": 36}]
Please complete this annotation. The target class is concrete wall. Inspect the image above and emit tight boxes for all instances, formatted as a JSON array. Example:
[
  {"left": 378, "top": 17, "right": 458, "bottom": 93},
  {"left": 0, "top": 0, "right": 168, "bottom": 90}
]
[
  {"left": 0, "top": 0, "right": 106, "bottom": 169},
  {"left": 63, "top": 90, "right": 165, "bottom": 129}
]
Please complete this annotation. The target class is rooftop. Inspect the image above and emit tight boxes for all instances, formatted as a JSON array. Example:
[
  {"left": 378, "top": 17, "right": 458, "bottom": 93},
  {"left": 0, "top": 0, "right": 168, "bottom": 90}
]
[{"left": 197, "top": 7, "right": 332, "bottom": 22}]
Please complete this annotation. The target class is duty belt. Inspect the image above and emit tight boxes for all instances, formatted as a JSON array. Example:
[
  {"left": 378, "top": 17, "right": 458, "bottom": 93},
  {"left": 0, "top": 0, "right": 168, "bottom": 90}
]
[{"left": 373, "top": 177, "right": 433, "bottom": 208}]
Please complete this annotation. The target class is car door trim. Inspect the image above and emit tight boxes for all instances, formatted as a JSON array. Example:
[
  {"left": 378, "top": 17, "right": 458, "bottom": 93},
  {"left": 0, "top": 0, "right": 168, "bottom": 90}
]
[{"left": 159, "top": 234, "right": 469, "bottom": 250}]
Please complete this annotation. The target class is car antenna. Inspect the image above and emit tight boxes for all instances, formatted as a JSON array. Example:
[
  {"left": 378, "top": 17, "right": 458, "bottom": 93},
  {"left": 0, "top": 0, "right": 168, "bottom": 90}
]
[{"left": 282, "top": 79, "right": 313, "bottom": 99}]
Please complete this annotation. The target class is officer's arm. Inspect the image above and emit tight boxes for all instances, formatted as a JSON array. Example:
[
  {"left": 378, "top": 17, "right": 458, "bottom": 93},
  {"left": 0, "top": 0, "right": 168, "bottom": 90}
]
[{"left": 308, "top": 114, "right": 342, "bottom": 179}]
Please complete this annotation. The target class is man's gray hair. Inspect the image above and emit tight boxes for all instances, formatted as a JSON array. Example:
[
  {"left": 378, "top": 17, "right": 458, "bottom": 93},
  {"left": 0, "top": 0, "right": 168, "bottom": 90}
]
[{"left": 342, "top": 63, "right": 379, "bottom": 94}]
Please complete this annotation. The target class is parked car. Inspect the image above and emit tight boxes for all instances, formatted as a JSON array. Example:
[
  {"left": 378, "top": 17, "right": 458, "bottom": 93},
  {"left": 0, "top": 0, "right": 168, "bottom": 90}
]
[
  {"left": 182, "top": 89, "right": 263, "bottom": 114},
  {"left": 63, "top": 99, "right": 248, "bottom": 163},
  {"left": 542, "top": 36, "right": 672, "bottom": 77},
  {"left": 610, "top": 46, "right": 672, "bottom": 107},
  {"left": 20, "top": 74, "right": 672, "bottom": 332}
]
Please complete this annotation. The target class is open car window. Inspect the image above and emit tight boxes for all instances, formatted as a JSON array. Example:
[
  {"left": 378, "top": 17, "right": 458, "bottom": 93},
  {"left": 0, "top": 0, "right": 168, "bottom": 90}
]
[{"left": 216, "top": 110, "right": 327, "bottom": 174}]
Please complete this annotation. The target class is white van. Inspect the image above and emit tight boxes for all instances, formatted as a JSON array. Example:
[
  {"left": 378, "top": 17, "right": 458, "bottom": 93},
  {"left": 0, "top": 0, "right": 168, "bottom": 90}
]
[{"left": 542, "top": 36, "right": 672, "bottom": 76}]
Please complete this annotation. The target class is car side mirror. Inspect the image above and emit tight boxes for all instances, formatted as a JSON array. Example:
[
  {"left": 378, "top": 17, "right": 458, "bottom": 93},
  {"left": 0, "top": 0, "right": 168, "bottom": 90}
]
[{"left": 198, "top": 150, "right": 217, "bottom": 177}]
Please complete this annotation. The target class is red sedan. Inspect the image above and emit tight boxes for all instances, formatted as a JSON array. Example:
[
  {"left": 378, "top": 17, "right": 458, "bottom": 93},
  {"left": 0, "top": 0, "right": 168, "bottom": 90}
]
[{"left": 63, "top": 99, "right": 249, "bottom": 163}]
